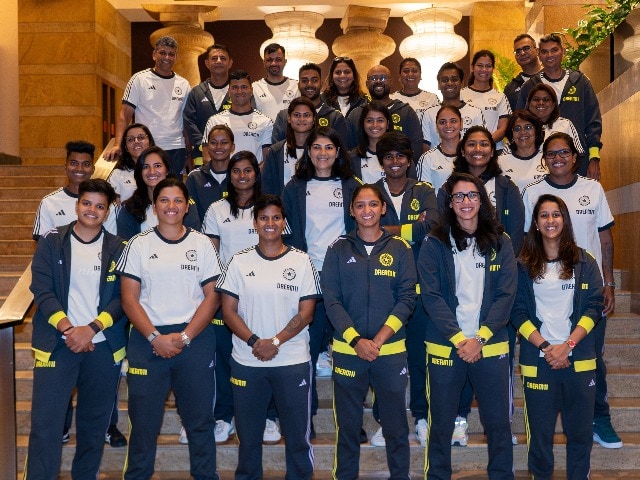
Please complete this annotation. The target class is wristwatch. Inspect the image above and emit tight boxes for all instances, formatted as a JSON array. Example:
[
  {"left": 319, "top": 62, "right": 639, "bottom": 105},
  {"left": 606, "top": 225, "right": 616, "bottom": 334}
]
[
  {"left": 272, "top": 336, "right": 281, "bottom": 348},
  {"left": 147, "top": 330, "right": 161, "bottom": 343},
  {"left": 180, "top": 331, "right": 191, "bottom": 347},
  {"left": 566, "top": 339, "right": 576, "bottom": 350},
  {"left": 247, "top": 334, "right": 260, "bottom": 347},
  {"left": 475, "top": 335, "right": 487, "bottom": 346}
]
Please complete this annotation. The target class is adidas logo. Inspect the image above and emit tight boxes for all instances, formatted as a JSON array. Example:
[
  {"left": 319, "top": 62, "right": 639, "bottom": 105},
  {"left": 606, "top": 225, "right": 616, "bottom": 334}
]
[
  {"left": 201, "top": 97, "right": 209, "bottom": 102},
  {"left": 223, "top": 218, "right": 231, "bottom": 223},
  {"left": 204, "top": 182, "right": 212, "bottom": 188},
  {"left": 436, "top": 166, "right": 443, "bottom": 170},
  {"left": 246, "top": 271, "right": 255, "bottom": 277},
  {"left": 148, "top": 85, "right": 156, "bottom": 90},
  {"left": 589, "top": 379, "right": 596, "bottom": 387},
  {"left": 124, "top": 179, "right": 132, "bottom": 184},
  {"left": 306, "top": 190, "right": 311, "bottom": 196},
  {"left": 506, "top": 168, "right": 514, "bottom": 173},
  {"left": 347, "top": 257, "right": 356, "bottom": 264},
  {"left": 400, "top": 367, "right": 407, "bottom": 375},
  {"left": 299, "top": 379, "right": 307, "bottom": 387},
  {"left": 55, "top": 209, "right": 66, "bottom": 216},
  {"left": 209, "top": 360, "right": 215, "bottom": 368},
  {"left": 149, "top": 253, "right": 158, "bottom": 259},
  {"left": 260, "top": 93, "right": 267, "bottom": 98},
  {"left": 362, "top": 163, "right": 368, "bottom": 168}
]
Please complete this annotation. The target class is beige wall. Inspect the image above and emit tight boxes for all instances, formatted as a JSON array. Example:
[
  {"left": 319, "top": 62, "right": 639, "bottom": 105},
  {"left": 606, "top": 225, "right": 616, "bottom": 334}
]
[
  {"left": 18, "top": 0, "right": 130, "bottom": 164},
  {"left": 0, "top": 0, "right": 20, "bottom": 158}
]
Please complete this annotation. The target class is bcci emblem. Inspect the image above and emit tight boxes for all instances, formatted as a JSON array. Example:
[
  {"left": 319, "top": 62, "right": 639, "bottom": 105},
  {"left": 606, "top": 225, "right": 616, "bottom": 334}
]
[
  {"left": 318, "top": 118, "right": 329, "bottom": 127},
  {"left": 379, "top": 253, "right": 394, "bottom": 267},
  {"left": 578, "top": 195, "right": 590, "bottom": 206},
  {"left": 333, "top": 188, "right": 343, "bottom": 199},
  {"left": 186, "top": 250, "right": 197, "bottom": 262},
  {"left": 410, "top": 199, "right": 420, "bottom": 211},
  {"left": 490, "top": 248, "right": 497, "bottom": 261},
  {"left": 248, "top": 122, "right": 257, "bottom": 130},
  {"left": 283, "top": 268, "right": 296, "bottom": 281},
  {"left": 174, "top": 87, "right": 183, "bottom": 95},
  {"left": 392, "top": 114, "right": 401, "bottom": 124}
]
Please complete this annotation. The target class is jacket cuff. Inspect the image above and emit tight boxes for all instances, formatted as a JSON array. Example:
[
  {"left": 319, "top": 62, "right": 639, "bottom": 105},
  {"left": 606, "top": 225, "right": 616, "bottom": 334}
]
[
  {"left": 385, "top": 315, "right": 403, "bottom": 333},
  {"left": 400, "top": 224, "right": 413, "bottom": 242},
  {"left": 450, "top": 331, "right": 466, "bottom": 346},
  {"left": 589, "top": 146, "right": 600, "bottom": 159},
  {"left": 48, "top": 311, "right": 67, "bottom": 329},
  {"left": 577, "top": 315, "right": 596, "bottom": 334},
  {"left": 518, "top": 320, "right": 537, "bottom": 340},
  {"left": 477, "top": 325, "right": 494, "bottom": 341},
  {"left": 342, "top": 327, "right": 360, "bottom": 344},
  {"left": 97, "top": 312, "right": 114, "bottom": 329}
]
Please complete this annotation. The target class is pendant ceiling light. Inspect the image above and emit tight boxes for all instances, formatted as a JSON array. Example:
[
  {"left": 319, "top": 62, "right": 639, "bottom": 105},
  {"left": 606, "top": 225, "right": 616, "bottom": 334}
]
[{"left": 260, "top": 10, "right": 329, "bottom": 79}]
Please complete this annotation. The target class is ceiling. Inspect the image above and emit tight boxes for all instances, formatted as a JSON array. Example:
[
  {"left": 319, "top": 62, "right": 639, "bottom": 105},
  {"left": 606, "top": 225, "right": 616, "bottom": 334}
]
[{"left": 108, "top": 0, "right": 530, "bottom": 22}]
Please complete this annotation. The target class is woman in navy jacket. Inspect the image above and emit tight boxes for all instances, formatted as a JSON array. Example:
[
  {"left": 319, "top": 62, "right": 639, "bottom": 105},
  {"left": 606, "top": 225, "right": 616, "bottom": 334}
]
[
  {"left": 418, "top": 172, "right": 516, "bottom": 480},
  {"left": 513, "top": 194, "right": 602, "bottom": 479},
  {"left": 322, "top": 184, "right": 417, "bottom": 480}
]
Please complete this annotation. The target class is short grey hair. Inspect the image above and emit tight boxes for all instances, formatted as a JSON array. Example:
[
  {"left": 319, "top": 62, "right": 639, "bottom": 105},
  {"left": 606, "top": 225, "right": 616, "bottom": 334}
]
[{"left": 155, "top": 36, "right": 178, "bottom": 50}]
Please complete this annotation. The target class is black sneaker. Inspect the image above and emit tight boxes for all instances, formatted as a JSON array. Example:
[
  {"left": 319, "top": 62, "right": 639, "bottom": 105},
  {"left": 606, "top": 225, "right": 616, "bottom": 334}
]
[
  {"left": 360, "top": 428, "right": 368, "bottom": 444},
  {"left": 62, "top": 431, "right": 70, "bottom": 444},
  {"left": 105, "top": 425, "right": 127, "bottom": 448}
]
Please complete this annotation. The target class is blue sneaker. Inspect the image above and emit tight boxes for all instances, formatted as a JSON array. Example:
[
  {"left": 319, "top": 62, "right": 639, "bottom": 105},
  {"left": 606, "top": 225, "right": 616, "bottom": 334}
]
[{"left": 593, "top": 418, "right": 623, "bottom": 449}]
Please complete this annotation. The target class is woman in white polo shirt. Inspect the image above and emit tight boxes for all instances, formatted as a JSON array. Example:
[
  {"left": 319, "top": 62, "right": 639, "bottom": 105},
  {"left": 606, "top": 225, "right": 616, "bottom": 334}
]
[
  {"left": 216, "top": 194, "right": 321, "bottom": 480},
  {"left": 117, "top": 177, "right": 222, "bottom": 480}
]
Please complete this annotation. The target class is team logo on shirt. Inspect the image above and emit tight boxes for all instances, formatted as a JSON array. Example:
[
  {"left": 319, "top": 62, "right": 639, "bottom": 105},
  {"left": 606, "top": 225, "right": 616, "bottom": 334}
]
[
  {"left": 391, "top": 114, "right": 400, "bottom": 124},
  {"left": 419, "top": 101, "right": 428, "bottom": 108},
  {"left": 410, "top": 199, "right": 420, "bottom": 211},
  {"left": 248, "top": 122, "right": 257, "bottom": 130},
  {"left": 333, "top": 188, "right": 343, "bottom": 199},
  {"left": 109, "top": 260, "right": 116, "bottom": 272},
  {"left": 536, "top": 165, "right": 547, "bottom": 172},
  {"left": 488, "top": 98, "right": 498, "bottom": 106},
  {"left": 490, "top": 248, "right": 497, "bottom": 261},
  {"left": 318, "top": 118, "right": 329, "bottom": 127},
  {"left": 578, "top": 195, "right": 591, "bottom": 206},
  {"left": 97, "top": 252, "right": 102, "bottom": 261},
  {"left": 186, "top": 249, "right": 197, "bottom": 261},
  {"left": 283, "top": 268, "right": 296, "bottom": 281},
  {"left": 379, "top": 253, "right": 394, "bottom": 267},
  {"left": 463, "top": 116, "right": 472, "bottom": 127},
  {"left": 286, "top": 90, "right": 296, "bottom": 98},
  {"left": 174, "top": 87, "right": 183, "bottom": 95}
]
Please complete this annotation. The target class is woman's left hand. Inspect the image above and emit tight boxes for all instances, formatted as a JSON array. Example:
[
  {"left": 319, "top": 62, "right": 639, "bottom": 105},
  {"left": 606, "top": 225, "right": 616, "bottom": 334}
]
[
  {"left": 543, "top": 344, "right": 571, "bottom": 369},
  {"left": 252, "top": 339, "right": 279, "bottom": 362}
]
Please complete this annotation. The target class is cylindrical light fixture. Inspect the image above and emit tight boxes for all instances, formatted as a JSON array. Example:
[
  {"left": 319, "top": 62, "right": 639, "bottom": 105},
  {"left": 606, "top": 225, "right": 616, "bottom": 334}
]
[{"left": 260, "top": 11, "right": 329, "bottom": 79}]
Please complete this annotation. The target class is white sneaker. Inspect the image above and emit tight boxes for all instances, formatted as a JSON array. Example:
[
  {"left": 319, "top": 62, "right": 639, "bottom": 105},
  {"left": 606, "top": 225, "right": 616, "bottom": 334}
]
[
  {"left": 215, "top": 419, "right": 235, "bottom": 444},
  {"left": 316, "top": 350, "right": 332, "bottom": 377},
  {"left": 451, "top": 416, "right": 468, "bottom": 447},
  {"left": 120, "top": 359, "right": 128, "bottom": 376},
  {"left": 511, "top": 432, "right": 518, "bottom": 445},
  {"left": 416, "top": 418, "right": 428, "bottom": 447},
  {"left": 370, "top": 426, "right": 386, "bottom": 447},
  {"left": 263, "top": 419, "right": 281, "bottom": 444},
  {"left": 178, "top": 426, "right": 188, "bottom": 444}
]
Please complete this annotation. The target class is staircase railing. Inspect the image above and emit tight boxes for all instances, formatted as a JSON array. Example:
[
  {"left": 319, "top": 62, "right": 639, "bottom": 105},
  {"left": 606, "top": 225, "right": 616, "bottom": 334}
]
[{"left": 0, "top": 138, "right": 116, "bottom": 478}]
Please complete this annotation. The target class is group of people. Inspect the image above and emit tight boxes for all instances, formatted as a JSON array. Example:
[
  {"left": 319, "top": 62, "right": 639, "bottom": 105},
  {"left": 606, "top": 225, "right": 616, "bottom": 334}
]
[{"left": 25, "top": 28, "right": 618, "bottom": 480}]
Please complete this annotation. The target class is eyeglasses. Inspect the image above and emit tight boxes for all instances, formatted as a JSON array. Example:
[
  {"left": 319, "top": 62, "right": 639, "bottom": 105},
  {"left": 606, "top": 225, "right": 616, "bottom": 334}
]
[
  {"left": 451, "top": 191, "right": 481, "bottom": 203},
  {"left": 334, "top": 56, "right": 352, "bottom": 62},
  {"left": 126, "top": 134, "right": 149, "bottom": 144},
  {"left": 544, "top": 149, "right": 573, "bottom": 160},
  {"left": 290, "top": 112, "right": 313, "bottom": 119},
  {"left": 514, "top": 45, "right": 533, "bottom": 55},
  {"left": 368, "top": 75, "right": 389, "bottom": 83},
  {"left": 512, "top": 124, "right": 534, "bottom": 133}
]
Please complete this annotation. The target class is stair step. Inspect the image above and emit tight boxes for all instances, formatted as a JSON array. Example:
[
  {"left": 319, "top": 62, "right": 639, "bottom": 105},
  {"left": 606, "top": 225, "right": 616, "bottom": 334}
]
[
  {"left": 0, "top": 165, "right": 67, "bottom": 176},
  {"left": 15, "top": 432, "right": 640, "bottom": 473},
  {"left": 0, "top": 225, "right": 33, "bottom": 240},
  {"left": 0, "top": 175, "right": 66, "bottom": 188},
  {"left": 0, "top": 241, "right": 37, "bottom": 256},
  {"left": 0, "top": 186, "right": 62, "bottom": 200},
  {"left": 0, "top": 212, "right": 38, "bottom": 226},
  {"left": 0, "top": 272, "right": 24, "bottom": 297}
]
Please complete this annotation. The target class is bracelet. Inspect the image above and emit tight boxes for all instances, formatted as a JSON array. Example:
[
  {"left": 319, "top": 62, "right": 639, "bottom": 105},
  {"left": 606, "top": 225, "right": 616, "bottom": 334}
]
[
  {"left": 62, "top": 326, "right": 74, "bottom": 335},
  {"left": 247, "top": 334, "right": 260, "bottom": 347},
  {"left": 475, "top": 335, "right": 487, "bottom": 346},
  {"left": 88, "top": 321, "right": 101, "bottom": 334},
  {"left": 147, "top": 330, "right": 161, "bottom": 343},
  {"left": 538, "top": 341, "right": 550, "bottom": 351},
  {"left": 604, "top": 282, "right": 616, "bottom": 288},
  {"left": 180, "top": 331, "right": 191, "bottom": 347},
  {"left": 349, "top": 336, "right": 362, "bottom": 348}
]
